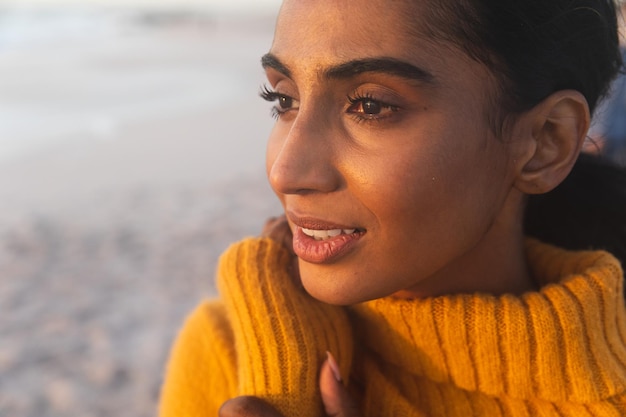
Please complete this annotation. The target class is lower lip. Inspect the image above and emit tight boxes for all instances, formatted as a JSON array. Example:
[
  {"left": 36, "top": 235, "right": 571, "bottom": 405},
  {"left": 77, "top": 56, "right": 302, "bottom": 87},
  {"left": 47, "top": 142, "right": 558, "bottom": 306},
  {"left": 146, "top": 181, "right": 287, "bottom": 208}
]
[{"left": 292, "top": 228, "right": 364, "bottom": 264}]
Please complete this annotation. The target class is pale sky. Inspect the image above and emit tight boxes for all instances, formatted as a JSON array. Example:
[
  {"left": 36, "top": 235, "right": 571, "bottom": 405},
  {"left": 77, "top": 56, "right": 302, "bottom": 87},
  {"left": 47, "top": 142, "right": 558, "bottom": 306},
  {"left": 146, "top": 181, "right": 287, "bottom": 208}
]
[{"left": 0, "top": 0, "right": 282, "bottom": 12}]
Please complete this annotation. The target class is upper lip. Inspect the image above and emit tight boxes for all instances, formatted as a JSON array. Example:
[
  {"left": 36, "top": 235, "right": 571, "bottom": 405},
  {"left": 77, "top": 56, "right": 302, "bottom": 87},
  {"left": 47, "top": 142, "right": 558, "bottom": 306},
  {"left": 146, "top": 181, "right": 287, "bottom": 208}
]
[{"left": 286, "top": 211, "right": 363, "bottom": 231}]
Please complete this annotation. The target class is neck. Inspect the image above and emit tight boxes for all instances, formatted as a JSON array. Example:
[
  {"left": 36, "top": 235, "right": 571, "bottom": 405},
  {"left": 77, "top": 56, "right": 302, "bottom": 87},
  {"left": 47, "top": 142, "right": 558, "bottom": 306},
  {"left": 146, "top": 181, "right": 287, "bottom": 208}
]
[
  {"left": 395, "top": 192, "right": 536, "bottom": 298},
  {"left": 355, "top": 242, "right": 626, "bottom": 402}
]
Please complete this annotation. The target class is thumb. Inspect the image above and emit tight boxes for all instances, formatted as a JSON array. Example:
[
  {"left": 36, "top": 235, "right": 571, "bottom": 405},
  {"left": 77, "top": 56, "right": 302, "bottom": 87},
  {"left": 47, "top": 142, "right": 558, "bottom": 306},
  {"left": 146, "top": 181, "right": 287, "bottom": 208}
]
[
  {"left": 320, "top": 352, "right": 360, "bottom": 417},
  {"left": 219, "top": 396, "right": 284, "bottom": 417}
]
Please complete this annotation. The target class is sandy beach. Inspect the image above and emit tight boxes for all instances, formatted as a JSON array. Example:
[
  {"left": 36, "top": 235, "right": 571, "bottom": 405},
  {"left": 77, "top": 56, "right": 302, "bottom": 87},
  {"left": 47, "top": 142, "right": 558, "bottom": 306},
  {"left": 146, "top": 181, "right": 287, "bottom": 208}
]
[{"left": 0, "top": 5, "right": 282, "bottom": 417}]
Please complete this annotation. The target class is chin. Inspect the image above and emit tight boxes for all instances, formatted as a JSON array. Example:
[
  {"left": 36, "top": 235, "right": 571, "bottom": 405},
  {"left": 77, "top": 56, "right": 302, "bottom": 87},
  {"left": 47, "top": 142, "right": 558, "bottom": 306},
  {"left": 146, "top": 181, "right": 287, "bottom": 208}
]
[
  {"left": 300, "top": 269, "right": 379, "bottom": 306},
  {"left": 303, "top": 285, "right": 356, "bottom": 306}
]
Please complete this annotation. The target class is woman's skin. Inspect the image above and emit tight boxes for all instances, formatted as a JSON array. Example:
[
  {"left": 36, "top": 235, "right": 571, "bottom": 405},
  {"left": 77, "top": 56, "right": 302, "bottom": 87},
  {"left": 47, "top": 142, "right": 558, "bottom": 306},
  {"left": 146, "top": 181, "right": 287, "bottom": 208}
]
[
  {"left": 262, "top": 0, "right": 587, "bottom": 305},
  {"left": 220, "top": 350, "right": 357, "bottom": 417},
  {"left": 223, "top": 0, "right": 591, "bottom": 414}
]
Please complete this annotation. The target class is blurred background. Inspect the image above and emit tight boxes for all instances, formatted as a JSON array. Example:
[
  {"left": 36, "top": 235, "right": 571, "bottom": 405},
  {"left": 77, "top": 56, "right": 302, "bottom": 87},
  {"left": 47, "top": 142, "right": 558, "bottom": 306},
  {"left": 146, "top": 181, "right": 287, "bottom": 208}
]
[
  {"left": 2, "top": 1, "right": 625, "bottom": 416},
  {"left": 0, "top": 1, "right": 282, "bottom": 416}
]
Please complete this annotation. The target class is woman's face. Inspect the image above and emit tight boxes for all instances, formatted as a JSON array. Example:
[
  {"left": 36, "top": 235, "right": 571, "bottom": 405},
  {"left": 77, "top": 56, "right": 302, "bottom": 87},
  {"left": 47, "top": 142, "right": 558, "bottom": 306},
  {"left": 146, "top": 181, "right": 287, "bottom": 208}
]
[{"left": 264, "top": 0, "right": 528, "bottom": 304}]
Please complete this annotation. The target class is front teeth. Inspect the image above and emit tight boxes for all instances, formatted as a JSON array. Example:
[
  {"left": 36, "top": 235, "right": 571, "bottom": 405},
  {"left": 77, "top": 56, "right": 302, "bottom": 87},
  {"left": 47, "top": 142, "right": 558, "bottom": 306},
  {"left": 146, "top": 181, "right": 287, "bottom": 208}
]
[{"left": 302, "top": 228, "right": 357, "bottom": 241}]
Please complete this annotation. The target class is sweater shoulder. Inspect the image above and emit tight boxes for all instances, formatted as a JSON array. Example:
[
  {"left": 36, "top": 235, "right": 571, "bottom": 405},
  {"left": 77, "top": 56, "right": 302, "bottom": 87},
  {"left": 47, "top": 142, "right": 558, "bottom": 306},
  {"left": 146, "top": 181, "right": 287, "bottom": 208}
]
[{"left": 158, "top": 300, "right": 236, "bottom": 417}]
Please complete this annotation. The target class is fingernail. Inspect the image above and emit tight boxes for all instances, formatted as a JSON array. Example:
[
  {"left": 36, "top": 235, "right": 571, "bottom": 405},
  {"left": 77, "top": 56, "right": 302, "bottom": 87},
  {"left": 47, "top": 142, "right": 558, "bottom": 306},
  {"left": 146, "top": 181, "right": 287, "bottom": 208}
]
[{"left": 326, "top": 351, "right": 342, "bottom": 382}]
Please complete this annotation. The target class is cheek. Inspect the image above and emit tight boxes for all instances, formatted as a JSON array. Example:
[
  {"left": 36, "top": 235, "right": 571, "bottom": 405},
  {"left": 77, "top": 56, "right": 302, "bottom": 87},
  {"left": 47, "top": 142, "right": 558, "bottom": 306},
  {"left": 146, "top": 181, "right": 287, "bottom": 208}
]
[
  {"left": 343, "top": 152, "right": 439, "bottom": 247},
  {"left": 351, "top": 132, "right": 496, "bottom": 240},
  {"left": 266, "top": 123, "right": 289, "bottom": 183},
  {"left": 265, "top": 129, "right": 279, "bottom": 174},
  {"left": 265, "top": 127, "right": 291, "bottom": 213},
  {"left": 350, "top": 140, "right": 442, "bottom": 206}
]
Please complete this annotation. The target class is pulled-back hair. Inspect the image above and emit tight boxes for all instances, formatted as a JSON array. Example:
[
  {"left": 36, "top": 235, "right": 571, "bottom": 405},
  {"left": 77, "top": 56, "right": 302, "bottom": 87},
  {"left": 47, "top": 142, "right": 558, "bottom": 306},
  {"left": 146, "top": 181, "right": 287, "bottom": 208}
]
[
  {"left": 525, "top": 153, "right": 626, "bottom": 267},
  {"left": 423, "top": 0, "right": 622, "bottom": 116},
  {"left": 424, "top": 1, "right": 626, "bottom": 270}
]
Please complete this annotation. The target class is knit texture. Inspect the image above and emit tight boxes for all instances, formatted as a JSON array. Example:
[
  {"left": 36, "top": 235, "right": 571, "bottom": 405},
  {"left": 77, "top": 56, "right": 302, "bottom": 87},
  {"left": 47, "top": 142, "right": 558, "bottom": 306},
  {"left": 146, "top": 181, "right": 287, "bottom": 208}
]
[
  {"left": 159, "top": 237, "right": 626, "bottom": 417},
  {"left": 159, "top": 238, "right": 353, "bottom": 417}
]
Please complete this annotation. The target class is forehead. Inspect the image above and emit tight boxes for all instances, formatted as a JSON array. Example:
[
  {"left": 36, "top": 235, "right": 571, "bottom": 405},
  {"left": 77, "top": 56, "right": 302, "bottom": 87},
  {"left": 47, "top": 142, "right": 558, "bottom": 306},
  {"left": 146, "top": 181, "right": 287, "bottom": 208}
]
[
  {"left": 268, "top": 0, "right": 502, "bottom": 133},
  {"left": 273, "top": 0, "right": 426, "bottom": 61},
  {"left": 270, "top": 0, "right": 472, "bottom": 82}
]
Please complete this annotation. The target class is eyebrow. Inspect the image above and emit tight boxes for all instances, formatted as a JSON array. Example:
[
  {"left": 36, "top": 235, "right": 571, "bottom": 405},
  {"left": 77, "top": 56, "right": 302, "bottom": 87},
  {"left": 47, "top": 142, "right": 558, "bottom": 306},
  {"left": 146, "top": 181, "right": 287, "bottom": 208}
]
[
  {"left": 261, "top": 53, "right": 435, "bottom": 85},
  {"left": 261, "top": 53, "right": 292, "bottom": 78}
]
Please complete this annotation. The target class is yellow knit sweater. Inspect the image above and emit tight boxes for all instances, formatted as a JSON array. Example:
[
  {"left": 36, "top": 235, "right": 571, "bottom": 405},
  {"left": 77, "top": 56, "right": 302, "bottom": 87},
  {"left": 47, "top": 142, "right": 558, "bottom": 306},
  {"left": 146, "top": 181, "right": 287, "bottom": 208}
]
[{"left": 159, "top": 237, "right": 626, "bottom": 417}]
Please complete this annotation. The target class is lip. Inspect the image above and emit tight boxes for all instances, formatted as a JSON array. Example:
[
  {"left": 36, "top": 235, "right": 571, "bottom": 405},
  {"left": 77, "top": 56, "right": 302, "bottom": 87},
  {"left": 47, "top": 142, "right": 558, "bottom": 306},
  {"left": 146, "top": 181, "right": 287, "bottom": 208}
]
[{"left": 287, "top": 212, "right": 365, "bottom": 264}]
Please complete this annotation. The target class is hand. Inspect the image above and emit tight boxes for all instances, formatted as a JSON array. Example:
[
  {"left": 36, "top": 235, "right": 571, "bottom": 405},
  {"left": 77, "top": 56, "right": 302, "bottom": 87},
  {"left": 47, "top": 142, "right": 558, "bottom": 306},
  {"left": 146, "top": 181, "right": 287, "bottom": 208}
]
[
  {"left": 219, "top": 396, "right": 283, "bottom": 417},
  {"left": 219, "top": 353, "right": 361, "bottom": 417},
  {"left": 261, "top": 215, "right": 300, "bottom": 286},
  {"left": 319, "top": 352, "right": 361, "bottom": 417}
]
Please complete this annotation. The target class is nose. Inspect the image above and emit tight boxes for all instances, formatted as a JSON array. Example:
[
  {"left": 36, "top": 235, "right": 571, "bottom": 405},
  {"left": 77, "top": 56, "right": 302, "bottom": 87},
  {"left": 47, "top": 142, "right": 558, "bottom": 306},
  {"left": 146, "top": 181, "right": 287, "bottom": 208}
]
[{"left": 267, "top": 113, "right": 342, "bottom": 196}]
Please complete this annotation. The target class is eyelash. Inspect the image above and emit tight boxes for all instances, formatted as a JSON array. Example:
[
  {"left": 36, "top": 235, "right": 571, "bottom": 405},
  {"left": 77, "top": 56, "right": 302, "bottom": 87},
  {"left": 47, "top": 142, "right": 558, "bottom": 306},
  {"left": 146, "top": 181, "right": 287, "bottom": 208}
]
[
  {"left": 260, "top": 85, "right": 296, "bottom": 119},
  {"left": 259, "top": 84, "right": 399, "bottom": 123},
  {"left": 346, "top": 92, "right": 399, "bottom": 123}
]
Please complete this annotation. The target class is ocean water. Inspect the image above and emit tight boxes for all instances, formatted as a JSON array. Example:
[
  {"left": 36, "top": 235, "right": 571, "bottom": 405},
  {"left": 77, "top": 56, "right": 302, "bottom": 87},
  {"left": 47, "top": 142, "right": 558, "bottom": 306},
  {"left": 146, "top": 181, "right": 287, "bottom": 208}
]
[{"left": 0, "top": 4, "right": 278, "bottom": 161}]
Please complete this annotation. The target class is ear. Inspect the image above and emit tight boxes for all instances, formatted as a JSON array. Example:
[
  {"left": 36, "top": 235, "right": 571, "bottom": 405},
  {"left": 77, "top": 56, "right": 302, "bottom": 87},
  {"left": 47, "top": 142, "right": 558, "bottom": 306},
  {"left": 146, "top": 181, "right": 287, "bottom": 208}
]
[{"left": 513, "top": 90, "right": 590, "bottom": 194}]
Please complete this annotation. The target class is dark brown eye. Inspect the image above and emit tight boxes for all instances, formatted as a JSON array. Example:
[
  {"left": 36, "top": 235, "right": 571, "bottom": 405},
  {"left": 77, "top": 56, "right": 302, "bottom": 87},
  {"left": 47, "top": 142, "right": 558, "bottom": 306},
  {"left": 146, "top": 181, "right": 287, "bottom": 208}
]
[
  {"left": 260, "top": 85, "right": 299, "bottom": 118},
  {"left": 361, "top": 99, "right": 381, "bottom": 114},
  {"left": 278, "top": 95, "right": 293, "bottom": 109},
  {"left": 348, "top": 99, "right": 383, "bottom": 115},
  {"left": 347, "top": 95, "right": 398, "bottom": 120}
]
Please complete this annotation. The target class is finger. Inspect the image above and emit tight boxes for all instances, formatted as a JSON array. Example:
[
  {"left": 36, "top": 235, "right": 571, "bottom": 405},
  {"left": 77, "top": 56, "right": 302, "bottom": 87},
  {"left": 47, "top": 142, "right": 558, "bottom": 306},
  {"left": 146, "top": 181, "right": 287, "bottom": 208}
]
[
  {"left": 320, "top": 352, "right": 360, "bottom": 417},
  {"left": 219, "top": 396, "right": 284, "bottom": 417}
]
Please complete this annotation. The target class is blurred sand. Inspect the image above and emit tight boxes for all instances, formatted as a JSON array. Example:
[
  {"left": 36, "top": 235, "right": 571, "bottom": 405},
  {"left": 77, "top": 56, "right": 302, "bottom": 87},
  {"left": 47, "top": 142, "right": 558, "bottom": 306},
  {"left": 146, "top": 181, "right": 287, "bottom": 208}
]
[{"left": 0, "top": 7, "right": 282, "bottom": 417}]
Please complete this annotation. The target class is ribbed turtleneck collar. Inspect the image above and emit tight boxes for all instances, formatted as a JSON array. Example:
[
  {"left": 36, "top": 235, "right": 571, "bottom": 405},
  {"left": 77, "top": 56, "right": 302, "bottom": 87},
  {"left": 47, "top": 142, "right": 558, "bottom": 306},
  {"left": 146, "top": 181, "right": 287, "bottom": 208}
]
[{"left": 351, "top": 239, "right": 626, "bottom": 402}]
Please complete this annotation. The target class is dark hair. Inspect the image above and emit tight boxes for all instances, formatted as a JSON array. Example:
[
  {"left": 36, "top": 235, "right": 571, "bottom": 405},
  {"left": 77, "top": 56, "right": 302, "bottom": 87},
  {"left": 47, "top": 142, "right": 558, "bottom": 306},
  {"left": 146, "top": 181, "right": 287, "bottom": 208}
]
[
  {"left": 525, "top": 153, "right": 626, "bottom": 267},
  {"left": 424, "top": 0, "right": 622, "bottom": 116},
  {"left": 425, "top": 1, "right": 626, "bottom": 273}
]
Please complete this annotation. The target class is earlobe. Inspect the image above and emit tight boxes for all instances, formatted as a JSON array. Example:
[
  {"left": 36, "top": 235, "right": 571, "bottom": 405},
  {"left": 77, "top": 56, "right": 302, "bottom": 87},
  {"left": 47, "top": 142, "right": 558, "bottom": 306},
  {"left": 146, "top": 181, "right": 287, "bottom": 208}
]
[{"left": 514, "top": 90, "right": 590, "bottom": 195}]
